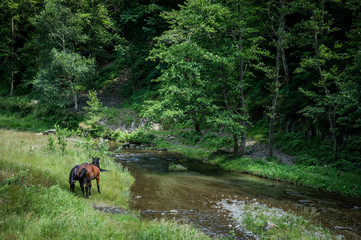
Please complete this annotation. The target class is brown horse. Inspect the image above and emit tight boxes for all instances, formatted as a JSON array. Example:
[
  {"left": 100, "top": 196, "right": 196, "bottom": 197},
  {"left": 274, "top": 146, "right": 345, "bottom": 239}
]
[{"left": 78, "top": 157, "right": 102, "bottom": 197}]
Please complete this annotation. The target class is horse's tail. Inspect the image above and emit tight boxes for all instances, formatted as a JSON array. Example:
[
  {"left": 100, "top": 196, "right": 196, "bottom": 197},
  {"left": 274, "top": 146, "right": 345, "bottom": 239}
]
[
  {"left": 79, "top": 168, "right": 87, "bottom": 180},
  {"left": 99, "top": 168, "right": 111, "bottom": 172}
]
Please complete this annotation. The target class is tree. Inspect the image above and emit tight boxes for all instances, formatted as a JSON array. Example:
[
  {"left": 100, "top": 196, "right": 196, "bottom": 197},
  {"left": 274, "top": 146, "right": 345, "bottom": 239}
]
[
  {"left": 265, "top": 0, "right": 290, "bottom": 157},
  {"left": 33, "top": 49, "right": 95, "bottom": 110},
  {"left": 146, "top": 0, "right": 264, "bottom": 156},
  {"left": 0, "top": 0, "right": 41, "bottom": 96},
  {"left": 228, "top": 0, "right": 266, "bottom": 156},
  {"left": 32, "top": 0, "right": 95, "bottom": 110},
  {"left": 295, "top": 0, "right": 343, "bottom": 161}
]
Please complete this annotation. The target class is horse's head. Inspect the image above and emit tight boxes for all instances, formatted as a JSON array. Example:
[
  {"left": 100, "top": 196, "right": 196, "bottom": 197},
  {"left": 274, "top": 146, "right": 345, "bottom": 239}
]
[{"left": 92, "top": 157, "right": 100, "bottom": 168}]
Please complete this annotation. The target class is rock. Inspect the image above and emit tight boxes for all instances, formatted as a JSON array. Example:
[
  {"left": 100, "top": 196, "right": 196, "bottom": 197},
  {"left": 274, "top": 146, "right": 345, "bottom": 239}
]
[
  {"left": 42, "top": 129, "right": 56, "bottom": 135},
  {"left": 333, "top": 226, "right": 353, "bottom": 231},
  {"left": 122, "top": 142, "right": 130, "bottom": 148},
  {"left": 285, "top": 191, "right": 301, "bottom": 196},
  {"left": 169, "top": 209, "right": 178, "bottom": 214},
  {"left": 351, "top": 206, "right": 361, "bottom": 210},
  {"left": 135, "top": 195, "right": 142, "bottom": 199},
  {"left": 92, "top": 205, "right": 138, "bottom": 217},
  {"left": 264, "top": 221, "right": 277, "bottom": 231},
  {"left": 298, "top": 199, "right": 314, "bottom": 204}
]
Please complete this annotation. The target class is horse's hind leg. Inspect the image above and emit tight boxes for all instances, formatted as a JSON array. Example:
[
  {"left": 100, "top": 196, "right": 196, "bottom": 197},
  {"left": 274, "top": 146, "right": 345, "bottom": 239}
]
[
  {"left": 80, "top": 181, "right": 85, "bottom": 197},
  {"left": 85, "top": 181, "right": 91, "bottom": 198},
  {"left": 88, "top": 182, "right": 92, "bottom": 196},
  {"left": 96, "top": 177, "right": 100, "bottom": 194}
]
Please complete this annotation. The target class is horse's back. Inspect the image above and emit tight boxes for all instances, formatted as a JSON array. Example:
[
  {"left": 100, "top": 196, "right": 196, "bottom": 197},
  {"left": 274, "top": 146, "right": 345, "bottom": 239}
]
[{"left": 79, "top": 164, "right": 100, "bottom": 180}]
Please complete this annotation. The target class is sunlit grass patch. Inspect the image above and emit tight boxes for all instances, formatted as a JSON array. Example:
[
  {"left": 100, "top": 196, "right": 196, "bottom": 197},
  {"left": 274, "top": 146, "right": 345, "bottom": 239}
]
[{"left": 0, "top": 129, "right": 133, "bottom": 207}]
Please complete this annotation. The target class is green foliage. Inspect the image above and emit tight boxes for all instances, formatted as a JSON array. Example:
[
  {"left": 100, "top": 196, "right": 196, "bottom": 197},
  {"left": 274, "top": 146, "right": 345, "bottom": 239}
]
[
  {"left": 168, "top": 163, "right": 188, "bottom": 172},
  {"left": 0, "top": 169, "right": 37, "bottom": 213},
  {"left": 112, "top": 129, "right": 155, "bottom": 144},
  {"left": 33, "top": 49, "right": 95, "bottom": 110},
  {"left": 54, "top": 125, "right": 71, "bottom": 153},
  {"left": 0, "top": 96, "right": 35, "bottom": 116},
  {"left": 46, "top": 134, "right": 55, "bottom": 152},
  {"left": 75, "top": 135, "right": 112, "bottom": 163},
  {"left": 79, "top": 90, "right": 108, "bottom": 137}
]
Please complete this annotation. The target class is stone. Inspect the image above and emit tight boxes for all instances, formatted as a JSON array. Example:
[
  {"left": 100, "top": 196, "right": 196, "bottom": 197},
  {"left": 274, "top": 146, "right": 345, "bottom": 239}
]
[
  {"left": 169, "top": 209, "right": 178, "bottom": 214},
  {"left": 122, "top": 142, "right": 130, "bottom": 148},
  {"left": 298, "top": 199, "right": 314, "bottom": 204},
  {"left": 42, "top": 129, "right": 56, "bottom": 135},
  {"left": 333, "top": 226, "right": 353, "bottom": 231}
]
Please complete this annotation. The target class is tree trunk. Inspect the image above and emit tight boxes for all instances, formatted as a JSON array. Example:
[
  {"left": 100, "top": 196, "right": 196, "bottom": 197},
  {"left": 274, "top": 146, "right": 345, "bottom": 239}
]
[
  {"left": 128, "top": 46, "right": 136, "bottom": 95},
  {"left": 221, "top": 64, "right": 239, "bottom": 157},
  {"left": 268, "top": 0, "right": 284, "bottom": 158},
  {"left": 9, "top": 17, "right": 15, "bottom": 97},
  {"left": 193, "top": 113, "right": 200, "bottom": 134},
  {"left": 70, "top": 84, "right": 78, "bottom": 111},
  {"left": 314, "top": 31, "right": 338, "bottom": 161},
  {"left": 237, "top": 1, "right": 247, "bottom": 156}
]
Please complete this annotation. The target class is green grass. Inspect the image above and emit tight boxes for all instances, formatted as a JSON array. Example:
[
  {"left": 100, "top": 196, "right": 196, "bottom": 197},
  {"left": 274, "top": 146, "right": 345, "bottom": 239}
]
[
  {"left": 168, "top": 163, "right": 188, "bottom": 172},
  {"left": 0, "top": 129, "right": 210, "bottom": 239},
  {"left": 0, "top": 113, "right": 54, "bottom": 132},
  {"left": 212, "top": 156, "right": 361, "bottom": 197}
]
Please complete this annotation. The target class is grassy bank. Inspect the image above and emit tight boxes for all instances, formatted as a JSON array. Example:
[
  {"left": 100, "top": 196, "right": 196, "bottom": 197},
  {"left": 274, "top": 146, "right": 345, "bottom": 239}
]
[
  {"left": 212, "top": 156, "right": 361, "bottom": 197},
  {"left": 150, "top": 132, "right": 361, "bottom": 198},
  {"left": 0, "top": 113, "right": 54, "bottom": 132},
  {"left": 0, "top": 129, "right": 209, "bottom": 239}
]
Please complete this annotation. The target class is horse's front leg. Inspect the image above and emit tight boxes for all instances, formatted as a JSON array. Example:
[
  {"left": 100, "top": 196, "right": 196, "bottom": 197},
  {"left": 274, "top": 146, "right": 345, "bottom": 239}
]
[
  {"left": 70, "top": 182, "right": 75, "bottom": 192},
  {"left": 96, "top": 177, "right": 100, "bottom": 194},
  {"left": 80, "top": 181, "right": 85, "bottom": 197}
]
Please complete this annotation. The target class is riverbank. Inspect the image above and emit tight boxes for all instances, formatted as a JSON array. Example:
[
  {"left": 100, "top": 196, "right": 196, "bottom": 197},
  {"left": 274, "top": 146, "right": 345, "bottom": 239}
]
[
  {"left": 151, "top": 132, "right": 361, "bottom": 198},
  {"left": 0, "top": 129, "right": 209, "bottom": 239}
]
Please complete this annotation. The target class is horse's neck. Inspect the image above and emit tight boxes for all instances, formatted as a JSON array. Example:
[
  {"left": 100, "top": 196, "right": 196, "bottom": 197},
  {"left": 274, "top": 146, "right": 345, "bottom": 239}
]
[{"left": 92, "top": 161, "right": 100, "bottom": 169}]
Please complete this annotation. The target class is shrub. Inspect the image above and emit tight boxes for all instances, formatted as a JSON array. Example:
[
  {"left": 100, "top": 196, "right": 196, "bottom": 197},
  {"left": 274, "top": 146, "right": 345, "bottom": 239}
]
[{"left": 0, "top": 96, "right": 34, "bottom": 116}]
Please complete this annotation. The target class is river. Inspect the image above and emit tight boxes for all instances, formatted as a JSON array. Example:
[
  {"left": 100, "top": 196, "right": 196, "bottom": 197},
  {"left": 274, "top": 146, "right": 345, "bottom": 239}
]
[{"left": 113, "top": 148, "right": 361, "bottom": 239}]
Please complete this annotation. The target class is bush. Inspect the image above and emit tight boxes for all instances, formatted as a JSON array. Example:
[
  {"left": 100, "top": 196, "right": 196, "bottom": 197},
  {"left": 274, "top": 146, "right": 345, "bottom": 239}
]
[
  {"left": 128, "top": 129, "right": 155, "bottom": 144},
  {"left": 0, "top": 96, "right": 34, "bottom": 116}
]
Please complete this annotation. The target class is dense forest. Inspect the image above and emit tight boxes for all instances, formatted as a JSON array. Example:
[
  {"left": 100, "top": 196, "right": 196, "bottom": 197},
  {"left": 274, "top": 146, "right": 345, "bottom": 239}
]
[{"left": 1, "top": 0, "right": 360, "bottom": 170}]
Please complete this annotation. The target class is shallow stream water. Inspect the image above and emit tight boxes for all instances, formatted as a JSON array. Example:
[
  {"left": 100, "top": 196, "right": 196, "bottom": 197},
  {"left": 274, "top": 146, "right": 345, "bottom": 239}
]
[{"left": 112, "top": 147, "right": 361, "bottom": 239}]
